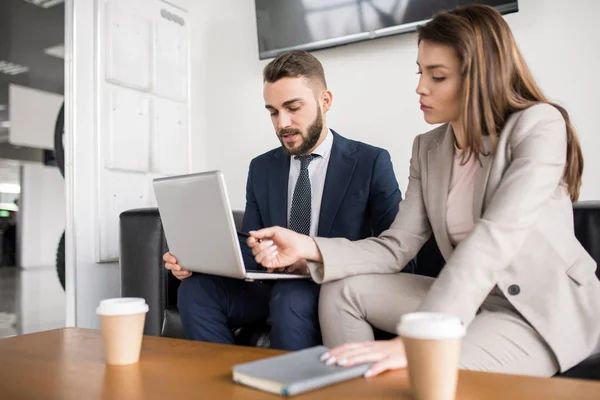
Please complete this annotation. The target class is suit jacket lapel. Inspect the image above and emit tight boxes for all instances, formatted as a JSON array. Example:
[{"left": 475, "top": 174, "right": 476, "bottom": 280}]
[
  {"left": 318, "top": 132, "right": 357, "bottom": 237},
  {"left": 269, "top": 149, "right": 290, "bottom": 228},
  {"left": 427, "top": 124, "right": 455, "bottom": 260},
  {"left": 472, "top": 135, "right": 494, "bottom": 220}
]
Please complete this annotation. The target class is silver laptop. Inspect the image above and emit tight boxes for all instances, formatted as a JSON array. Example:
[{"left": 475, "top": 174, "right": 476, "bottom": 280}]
[{"left": 152, "top": 171, "right": 308, "bottom": 281}]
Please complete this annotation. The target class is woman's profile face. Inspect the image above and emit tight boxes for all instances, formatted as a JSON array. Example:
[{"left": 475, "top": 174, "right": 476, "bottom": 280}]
[{"left": 416, "top": 40, "right": 463, "bottom": 127}]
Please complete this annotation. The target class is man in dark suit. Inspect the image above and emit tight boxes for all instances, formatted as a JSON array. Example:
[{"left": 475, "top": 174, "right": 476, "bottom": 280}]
[{"left": 163, "top": 50, "right": 413, "bottom": 350}]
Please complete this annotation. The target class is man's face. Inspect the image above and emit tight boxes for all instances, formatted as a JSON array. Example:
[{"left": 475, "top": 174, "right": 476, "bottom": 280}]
[{"left": 264, "top": 77, "right": 325, "bottom": 156}]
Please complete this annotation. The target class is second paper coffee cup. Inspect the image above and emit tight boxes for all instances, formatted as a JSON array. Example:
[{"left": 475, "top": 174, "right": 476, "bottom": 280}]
[{"left": 397, "top": 312, "right": 466, "bottom": 400}]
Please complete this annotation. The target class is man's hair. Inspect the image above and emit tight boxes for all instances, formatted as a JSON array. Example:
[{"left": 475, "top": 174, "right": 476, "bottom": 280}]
[{"left": 263, "top": 50, "right": 327, "bottom": 89}]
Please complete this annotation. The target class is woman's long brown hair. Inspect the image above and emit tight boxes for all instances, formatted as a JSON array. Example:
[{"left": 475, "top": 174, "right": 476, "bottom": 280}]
[{"left": 417, "top": 5, "right": 583, "bottom": 201}]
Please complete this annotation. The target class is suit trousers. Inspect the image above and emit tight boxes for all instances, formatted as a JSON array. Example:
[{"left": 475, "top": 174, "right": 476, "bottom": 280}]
[
  {"left": 178, "top": 273, "right": 321, "bottom": 350},
  {"left": 319, "top": 273, "right": 560, "bottom": 377}
]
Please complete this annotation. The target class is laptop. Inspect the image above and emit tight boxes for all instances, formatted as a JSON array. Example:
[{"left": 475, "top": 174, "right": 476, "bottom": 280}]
[{"left": 152, "top": 171, "right": 309, "bottom": 281}]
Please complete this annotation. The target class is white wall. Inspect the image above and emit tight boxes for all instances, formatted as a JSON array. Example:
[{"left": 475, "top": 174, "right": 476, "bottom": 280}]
[
  {"left": 66, "top": 0, "right": 192, "bottom": 329},
  {"left": 9, "top": 84, "right": 63, "bottom": 150},
  {"left": 190, "top": 0, "right": 600, "bottom": 207},
  {"left": 17, "top": 268, "right": 65, "bottom": 335},
  {"left": 18, "top": 164, "right": 65, "bottom": 269},
  {"left": 66, "top": 0, "right": 120, "bottom": 328}
]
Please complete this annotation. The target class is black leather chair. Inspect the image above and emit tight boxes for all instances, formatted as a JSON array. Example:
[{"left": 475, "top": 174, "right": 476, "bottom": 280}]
[{"left": 120, "top": 202, "right": 600, "bottom": 379}]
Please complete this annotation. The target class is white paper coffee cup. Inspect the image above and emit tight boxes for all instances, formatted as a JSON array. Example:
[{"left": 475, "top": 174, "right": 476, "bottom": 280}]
[
  {"left": 397, "top": 313, "right": 466, "bottom": 400},
  {"left": 97, "top": 298, "right": 149, "bottom": 365}
]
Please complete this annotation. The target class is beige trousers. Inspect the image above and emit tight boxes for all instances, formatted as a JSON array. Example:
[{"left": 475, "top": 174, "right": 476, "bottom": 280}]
[{"left": 319, "top": 273, "right": 560, "bottom": 377}]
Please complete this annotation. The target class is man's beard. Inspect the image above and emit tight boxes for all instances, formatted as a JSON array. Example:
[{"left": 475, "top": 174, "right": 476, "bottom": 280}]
[{"left": 278, "top": 107, "right": 323, "bottom": 156}]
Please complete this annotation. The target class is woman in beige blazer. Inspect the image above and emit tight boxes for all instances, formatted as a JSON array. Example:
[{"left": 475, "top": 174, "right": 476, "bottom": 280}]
[{"left": 248, "top": 5, "right": 600, "bottom": 377}]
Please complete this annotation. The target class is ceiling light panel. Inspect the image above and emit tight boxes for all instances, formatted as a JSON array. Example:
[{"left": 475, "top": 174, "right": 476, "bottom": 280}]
[{"left": 0, "top": 61, "right": 29, "bottom": 76}]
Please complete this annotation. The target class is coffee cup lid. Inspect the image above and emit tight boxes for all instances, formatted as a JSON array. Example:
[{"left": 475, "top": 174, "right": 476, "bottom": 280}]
[
  {"left": 397, "top": 312, "right": 466, "bottom": 340},
  {"left": 96, "top": 298, "right": 149, "bottom": 316}
]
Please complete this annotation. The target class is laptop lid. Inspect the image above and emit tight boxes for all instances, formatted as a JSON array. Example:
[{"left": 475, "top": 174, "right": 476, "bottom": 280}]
[{"left": 153, "top": 171, "right": 247, "bottom": 279}]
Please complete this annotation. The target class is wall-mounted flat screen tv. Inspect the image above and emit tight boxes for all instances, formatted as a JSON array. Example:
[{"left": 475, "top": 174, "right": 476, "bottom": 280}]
[{"left": 255, "top": 0, "right": 518, "bottom": 59}]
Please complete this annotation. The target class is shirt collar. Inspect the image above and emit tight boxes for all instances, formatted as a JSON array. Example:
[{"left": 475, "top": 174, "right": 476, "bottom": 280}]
[{"left": 309, "top": 129, "right": 334, "bottom": 160}]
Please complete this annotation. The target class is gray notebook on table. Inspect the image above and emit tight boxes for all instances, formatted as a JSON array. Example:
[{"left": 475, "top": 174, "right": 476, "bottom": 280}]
[{"left": 232, "top": 346, "right": 371, "bottom": 396}]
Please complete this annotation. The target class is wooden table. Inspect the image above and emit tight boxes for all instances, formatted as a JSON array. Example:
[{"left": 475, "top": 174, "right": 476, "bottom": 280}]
[{"left": 0, "top": 328, "right": 599, "bottom": 399}]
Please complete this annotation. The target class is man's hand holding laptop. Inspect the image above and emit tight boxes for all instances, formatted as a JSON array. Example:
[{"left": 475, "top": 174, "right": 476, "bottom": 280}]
[{"left": 163, "top": 252, "right": 192, "bottom": 281}]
